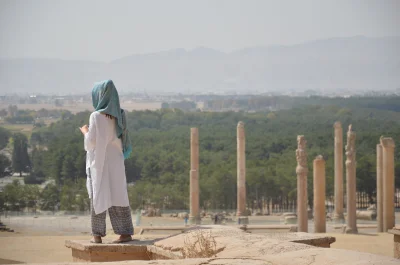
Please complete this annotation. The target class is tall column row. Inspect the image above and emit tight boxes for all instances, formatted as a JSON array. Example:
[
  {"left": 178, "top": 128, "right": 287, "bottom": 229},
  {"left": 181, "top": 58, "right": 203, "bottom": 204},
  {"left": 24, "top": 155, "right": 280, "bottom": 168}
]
[
  {"left": 187, "top": 123, "right": 395, "bottom": 232},
  {"left": 189, "top": 122, "right": 249, "bottom": 225}
]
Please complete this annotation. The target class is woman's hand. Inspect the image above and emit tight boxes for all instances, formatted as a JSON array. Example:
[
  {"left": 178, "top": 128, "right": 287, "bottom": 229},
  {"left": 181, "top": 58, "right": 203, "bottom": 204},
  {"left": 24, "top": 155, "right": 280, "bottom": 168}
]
[{"left": 80, "top": 125, "right": 89, "bottom": 135}]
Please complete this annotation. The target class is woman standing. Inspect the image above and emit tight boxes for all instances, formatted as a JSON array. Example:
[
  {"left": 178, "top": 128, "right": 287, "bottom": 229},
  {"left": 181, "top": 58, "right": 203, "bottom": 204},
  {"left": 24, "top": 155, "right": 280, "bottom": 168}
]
[{"left": 80, "top": 80, "right": 133, "bottom": 244}]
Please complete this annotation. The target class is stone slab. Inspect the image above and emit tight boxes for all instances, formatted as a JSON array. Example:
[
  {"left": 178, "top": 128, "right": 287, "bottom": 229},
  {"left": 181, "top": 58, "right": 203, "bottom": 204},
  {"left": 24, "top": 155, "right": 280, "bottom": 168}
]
[
  {"left": 65, "top": 240, "right": 152, "bottom": 252},
  {"left": 154, "top": 226, "right": 334, "bottom": 251},
  {"left": 147, "top": 245, "right": 183, "bottom": 260},
  {"left": 260, "top": 231, "right": 335, "bottom": 247},
  {"left": 388, "top": 228, "right": 400, "bottom": 236},
  {"left": 62, "top": 226, "right": 398, "bottom": 264},
  {"left": 388, "top": 227, "right": 400, "bottom": 259},
  {"left": 67, "top": 226, "right": 330, "bottom": 263},
  {"left": 153, "top": 225, "right": 334, "bottom": 260},
  {"left": 71, "top": 249, "right": 150, "bottom": 262}
]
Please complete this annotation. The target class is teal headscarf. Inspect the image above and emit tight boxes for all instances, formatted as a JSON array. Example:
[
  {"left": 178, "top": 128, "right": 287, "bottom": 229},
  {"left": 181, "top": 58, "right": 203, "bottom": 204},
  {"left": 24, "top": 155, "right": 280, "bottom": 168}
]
[{"left": 91, "top": 80, "right": 132, "bottom": 159}]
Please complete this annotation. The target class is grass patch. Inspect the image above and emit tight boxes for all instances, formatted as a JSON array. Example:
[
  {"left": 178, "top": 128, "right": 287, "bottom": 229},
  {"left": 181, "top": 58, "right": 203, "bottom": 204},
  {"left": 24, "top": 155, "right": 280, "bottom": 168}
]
[
  {"left": 181, "top": 229, "right": 218, "bottom": 259},
  {"left": 0, "top": 118, "right": 58, "bottom": 139},
  {"left": 0, "top": 124, "right": 33, "bottom": 138}
]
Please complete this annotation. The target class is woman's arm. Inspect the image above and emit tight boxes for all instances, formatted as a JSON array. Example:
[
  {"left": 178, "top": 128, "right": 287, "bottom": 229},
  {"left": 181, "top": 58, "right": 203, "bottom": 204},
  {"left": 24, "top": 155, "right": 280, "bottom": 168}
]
[{"left": 83, "top": 113, "right": 97, "bottom": 151}]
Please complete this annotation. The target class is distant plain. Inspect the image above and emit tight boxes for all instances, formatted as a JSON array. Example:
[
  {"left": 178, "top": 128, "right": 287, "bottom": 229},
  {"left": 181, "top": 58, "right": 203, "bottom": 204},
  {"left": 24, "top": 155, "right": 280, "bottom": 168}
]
[{"left": 0, "top": 102, "right": 162, "bottom": 114}]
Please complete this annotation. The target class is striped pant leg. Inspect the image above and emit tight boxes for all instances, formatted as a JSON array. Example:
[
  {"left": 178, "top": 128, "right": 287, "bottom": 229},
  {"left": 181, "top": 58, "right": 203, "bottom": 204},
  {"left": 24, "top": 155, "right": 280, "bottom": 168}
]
[
  {"left": 91, "top": 200, "right": 107, "bottom": 236},
  {"left": 108, "top": 206, "right": 134, "bottom": 235},
  {"left": 89, "top": 171, "right": 106, "bottom": 237}
]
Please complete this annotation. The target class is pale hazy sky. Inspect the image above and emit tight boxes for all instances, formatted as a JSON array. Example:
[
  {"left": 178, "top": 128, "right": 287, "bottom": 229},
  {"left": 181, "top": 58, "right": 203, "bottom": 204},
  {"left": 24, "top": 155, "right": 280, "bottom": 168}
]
[{"left": 0, "top": 0, "right": 399, "bottom": 62}]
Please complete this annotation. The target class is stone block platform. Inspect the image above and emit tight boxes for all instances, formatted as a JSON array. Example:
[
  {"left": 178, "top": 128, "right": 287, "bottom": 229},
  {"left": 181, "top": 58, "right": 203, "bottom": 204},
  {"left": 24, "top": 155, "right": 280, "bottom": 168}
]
[
  {"left": 65, "top": 240, "right": 152, "bottom": 262},
  {"left": 64, "top": 226, "right": 398, "bottom": 264},
  {"left": 388, "top": 226, "right": 400, "bottom": 259}
]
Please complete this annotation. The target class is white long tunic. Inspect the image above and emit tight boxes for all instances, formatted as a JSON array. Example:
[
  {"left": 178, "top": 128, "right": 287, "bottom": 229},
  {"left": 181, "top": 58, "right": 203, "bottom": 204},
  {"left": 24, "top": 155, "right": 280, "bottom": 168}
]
[{"left": 85, "top": 111, "right": 130, "bottom": 214}]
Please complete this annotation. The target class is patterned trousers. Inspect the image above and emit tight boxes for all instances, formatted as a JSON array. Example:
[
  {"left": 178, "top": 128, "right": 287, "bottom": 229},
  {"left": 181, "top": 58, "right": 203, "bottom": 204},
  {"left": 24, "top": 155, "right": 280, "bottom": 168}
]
[{"left": 89, "top": 173, "right": 134, "bottom": 237}]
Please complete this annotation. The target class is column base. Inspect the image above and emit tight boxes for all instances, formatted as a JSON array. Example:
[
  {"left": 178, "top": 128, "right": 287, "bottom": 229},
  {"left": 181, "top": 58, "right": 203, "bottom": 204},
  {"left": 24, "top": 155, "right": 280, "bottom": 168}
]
[
  {"left": 332, "top": 213, "right": 345, "bottom": 224},
  {"left": 189, "top": 216, "right": 201, "bottom": 225},
  {"left": 238, "top": 216, "right": 249, "bottom": 225},
  {"left": 342, "top": 226, "right": 358, "bottom": 234}
]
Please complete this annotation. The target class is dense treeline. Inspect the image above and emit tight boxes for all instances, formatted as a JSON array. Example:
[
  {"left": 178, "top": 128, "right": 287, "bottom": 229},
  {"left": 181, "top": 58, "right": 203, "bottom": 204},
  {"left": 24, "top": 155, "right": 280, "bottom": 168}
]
[
  {"left": 161, "top": 101, "right": 197, "bottom": 111},
  {"left": 1, "top": 97, "right": 400, "bottom": 213}
]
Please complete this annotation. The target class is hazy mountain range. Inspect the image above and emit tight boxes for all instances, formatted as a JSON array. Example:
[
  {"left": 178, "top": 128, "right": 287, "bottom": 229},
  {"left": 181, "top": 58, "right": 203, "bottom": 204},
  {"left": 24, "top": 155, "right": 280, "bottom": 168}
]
[{"left": 0, "top": 36, "right": 399, "bottom": 95}]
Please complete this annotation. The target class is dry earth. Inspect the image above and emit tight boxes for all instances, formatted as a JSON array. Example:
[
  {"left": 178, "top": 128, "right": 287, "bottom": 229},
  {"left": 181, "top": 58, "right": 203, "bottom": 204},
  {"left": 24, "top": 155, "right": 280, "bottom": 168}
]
[{"left": 0, "top": 222, "right": 394, "bottom": 264}]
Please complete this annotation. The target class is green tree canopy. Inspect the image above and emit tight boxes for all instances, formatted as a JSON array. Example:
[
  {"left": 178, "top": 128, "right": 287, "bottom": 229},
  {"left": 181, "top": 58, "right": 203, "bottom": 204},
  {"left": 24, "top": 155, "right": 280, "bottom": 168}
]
[{"left": 12, "top": 133, "right": 31, "bottom": 177}]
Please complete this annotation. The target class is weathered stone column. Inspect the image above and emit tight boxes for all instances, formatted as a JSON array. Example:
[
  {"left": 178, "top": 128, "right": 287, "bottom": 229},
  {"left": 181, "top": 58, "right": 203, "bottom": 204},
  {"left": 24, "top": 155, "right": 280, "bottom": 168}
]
[
  {"left": 237, "top": 122, "right": 248, "bottom": 224},
  {"left": 381, "top": 137, "right": 395, "bottom": 232},
  {"left": 189, "top": 128, "right": 200, "bottom": 224},
  {"left": 313, "top": 155, "right": 326, "bottom": 233},
  {"left": 344, "top": 125, "right": 357, "bottom": 234},
  {"left": 377, "top": 144, "right": 383, "bottom": 233},
  {"left": 333, "top": 121, "right": 344, "bottom": 223},
  {"left": 296, "top": 135, "right": 308, "bottom": 232}
]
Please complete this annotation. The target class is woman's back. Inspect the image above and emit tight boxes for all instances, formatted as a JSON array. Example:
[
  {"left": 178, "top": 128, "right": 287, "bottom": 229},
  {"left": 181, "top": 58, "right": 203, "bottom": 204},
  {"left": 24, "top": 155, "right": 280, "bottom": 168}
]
[
  {"left": 85, "top": 110, "right": 127, "bottom": 214},
  {"left": 92, "top": 112, "right": 123, "bottom": 153}
]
